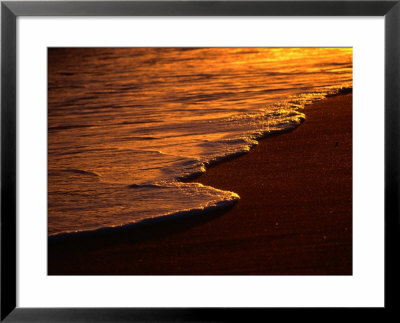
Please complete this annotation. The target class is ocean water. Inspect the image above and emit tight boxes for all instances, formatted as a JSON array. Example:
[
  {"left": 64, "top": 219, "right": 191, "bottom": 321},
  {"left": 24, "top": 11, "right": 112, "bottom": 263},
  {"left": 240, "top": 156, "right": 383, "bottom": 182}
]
[{"left": 48, "top": 48, "right": 352, "bottom": 237}]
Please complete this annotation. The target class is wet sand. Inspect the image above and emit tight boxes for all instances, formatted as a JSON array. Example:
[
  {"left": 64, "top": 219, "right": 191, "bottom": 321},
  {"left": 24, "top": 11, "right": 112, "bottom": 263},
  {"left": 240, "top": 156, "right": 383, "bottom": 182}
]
[{"left": 48, "top": 94, "right": 352, "bottom": 275}]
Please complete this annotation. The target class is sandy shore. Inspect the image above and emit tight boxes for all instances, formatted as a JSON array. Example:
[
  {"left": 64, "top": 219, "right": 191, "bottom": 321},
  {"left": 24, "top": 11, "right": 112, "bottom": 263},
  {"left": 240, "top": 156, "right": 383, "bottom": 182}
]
[{"left": 48, "top": 94, "right": 352, "bottom": 275}]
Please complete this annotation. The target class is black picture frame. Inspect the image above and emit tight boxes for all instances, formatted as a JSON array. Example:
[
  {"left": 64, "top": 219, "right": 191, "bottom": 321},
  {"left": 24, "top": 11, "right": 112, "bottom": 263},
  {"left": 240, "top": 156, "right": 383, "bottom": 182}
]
[{"left": 1, "top": 0, "right": 399, "bottom": 321}]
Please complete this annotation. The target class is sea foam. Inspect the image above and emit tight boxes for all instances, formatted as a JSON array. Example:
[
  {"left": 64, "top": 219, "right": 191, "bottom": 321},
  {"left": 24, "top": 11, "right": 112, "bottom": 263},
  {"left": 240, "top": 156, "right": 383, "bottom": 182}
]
[{"left": 48, "top": 48, "right": 352, "bottom": 237}]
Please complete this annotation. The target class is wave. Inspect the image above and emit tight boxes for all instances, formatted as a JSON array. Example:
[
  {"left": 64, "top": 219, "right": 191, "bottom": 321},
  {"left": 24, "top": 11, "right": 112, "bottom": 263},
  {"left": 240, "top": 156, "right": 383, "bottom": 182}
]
[
  {"left": 48, "top": 182, "right": 239, "bottom": 239},
  {"left": 48, "top": 86, "right": 352, "bottom": 237}
]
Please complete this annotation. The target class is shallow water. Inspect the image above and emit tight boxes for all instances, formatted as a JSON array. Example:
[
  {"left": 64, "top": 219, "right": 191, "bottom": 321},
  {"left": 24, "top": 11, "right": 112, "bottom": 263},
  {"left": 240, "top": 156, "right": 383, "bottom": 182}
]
[{"left": 48, "top": 48, "right": 352, "bottom": 236}]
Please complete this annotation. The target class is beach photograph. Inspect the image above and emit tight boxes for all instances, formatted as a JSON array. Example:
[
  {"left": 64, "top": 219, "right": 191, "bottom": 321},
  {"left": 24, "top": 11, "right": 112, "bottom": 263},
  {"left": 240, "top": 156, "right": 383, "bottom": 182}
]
[{"left": 48, "top": 48, "right": 352, "bottom": 275}]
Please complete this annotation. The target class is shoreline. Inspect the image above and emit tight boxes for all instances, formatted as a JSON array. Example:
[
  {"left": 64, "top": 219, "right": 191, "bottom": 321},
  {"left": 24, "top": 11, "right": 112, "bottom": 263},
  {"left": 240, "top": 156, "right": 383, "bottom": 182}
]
[{"left": 48, "top": 93, "right": 352, "bottom": 275}]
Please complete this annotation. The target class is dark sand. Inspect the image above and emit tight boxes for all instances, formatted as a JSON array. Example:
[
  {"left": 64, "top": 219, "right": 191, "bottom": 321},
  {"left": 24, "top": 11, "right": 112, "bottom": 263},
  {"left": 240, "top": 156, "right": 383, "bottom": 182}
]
[{"left": 48, "top": 94, "right": 352, "bottom": 275}]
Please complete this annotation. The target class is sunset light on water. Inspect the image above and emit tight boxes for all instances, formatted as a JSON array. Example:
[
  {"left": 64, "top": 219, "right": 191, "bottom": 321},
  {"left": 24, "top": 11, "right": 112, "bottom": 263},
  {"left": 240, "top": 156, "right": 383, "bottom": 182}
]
[{"left": 48, "top": 48, "right": 352, "bottom": 237}]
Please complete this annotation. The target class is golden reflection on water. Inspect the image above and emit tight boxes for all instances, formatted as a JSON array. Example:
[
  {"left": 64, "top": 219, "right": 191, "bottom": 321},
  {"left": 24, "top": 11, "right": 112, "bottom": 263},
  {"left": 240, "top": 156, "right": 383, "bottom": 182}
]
[{"left": 48, "top": 48, "right": 352, "bottom": 236}]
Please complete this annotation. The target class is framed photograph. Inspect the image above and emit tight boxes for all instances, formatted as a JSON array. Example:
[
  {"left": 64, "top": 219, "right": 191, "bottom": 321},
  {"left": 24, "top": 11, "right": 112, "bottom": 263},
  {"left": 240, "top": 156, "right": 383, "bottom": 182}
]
[{"left": 1, "top": 0, "right": 399, "bottom": 321}]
